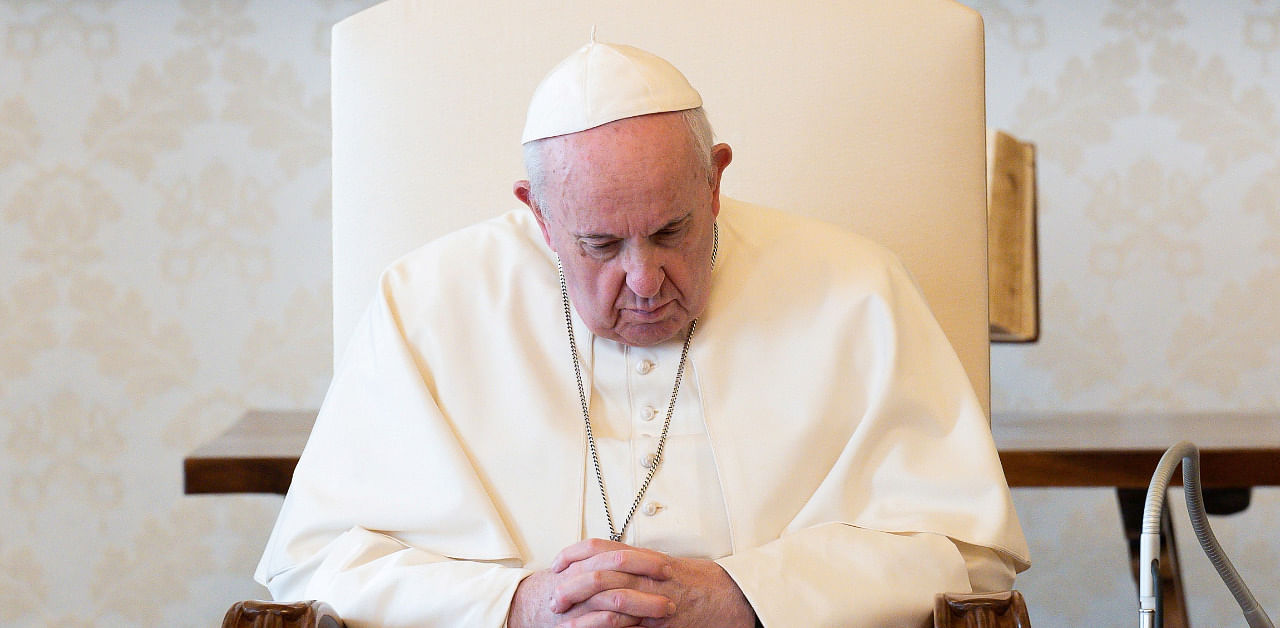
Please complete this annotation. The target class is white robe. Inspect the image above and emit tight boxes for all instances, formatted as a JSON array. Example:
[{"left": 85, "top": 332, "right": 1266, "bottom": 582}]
[{"left": 256, "top": 198, "right": 1030, "bottom": 627}]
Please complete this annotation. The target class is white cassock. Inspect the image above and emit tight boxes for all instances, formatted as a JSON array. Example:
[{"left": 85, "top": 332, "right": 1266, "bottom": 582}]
[{"left": 256, "top": 198, "right": 1031, "bottom": 627}]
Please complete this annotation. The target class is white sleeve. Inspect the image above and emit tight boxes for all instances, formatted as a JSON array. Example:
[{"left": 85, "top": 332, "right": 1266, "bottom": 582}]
[
  {"left": 256, "top": 276, "right": 531, "bottom": 627},
  {"left": 710, "top": 236, "right": 1025, "bottom": 627},
  {"left": 717, "top": 523, "right": 1013, "bottom": 627},
  {"left": 262, "top": 526, "right": 529, "bottom": 627}
]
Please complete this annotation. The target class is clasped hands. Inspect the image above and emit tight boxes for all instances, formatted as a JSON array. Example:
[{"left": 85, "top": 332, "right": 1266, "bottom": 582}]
[{"left": 508, "top": 538, "right": 756, "bottom": 628}]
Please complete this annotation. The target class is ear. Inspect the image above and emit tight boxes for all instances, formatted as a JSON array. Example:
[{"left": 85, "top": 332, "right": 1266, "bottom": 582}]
[
  {"left": 709, "top": 143, "right": 733, "bottom": 218},
  {"left": 514, "top": 180, "right": 555, "bottom": 250}
]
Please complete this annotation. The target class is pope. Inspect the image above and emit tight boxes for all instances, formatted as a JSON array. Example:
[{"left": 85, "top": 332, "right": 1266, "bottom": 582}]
[{"left": 257, "top": 38, "right": 1029, "bottom": 627}]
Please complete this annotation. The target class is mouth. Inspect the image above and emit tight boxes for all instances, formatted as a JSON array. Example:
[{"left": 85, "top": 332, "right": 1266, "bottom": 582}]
[{"left": 621, "top": 300, "right": 675, "bottom": 323}]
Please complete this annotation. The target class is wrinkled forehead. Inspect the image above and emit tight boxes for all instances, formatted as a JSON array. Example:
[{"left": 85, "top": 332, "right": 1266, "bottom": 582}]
[{"left": 539, "top": 113, "right": 703, "bottom": 183}]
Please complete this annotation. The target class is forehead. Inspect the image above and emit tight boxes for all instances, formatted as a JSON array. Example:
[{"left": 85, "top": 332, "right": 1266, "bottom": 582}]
[{"left": 541, "top": 114, "right": 705, "bottom": 234}]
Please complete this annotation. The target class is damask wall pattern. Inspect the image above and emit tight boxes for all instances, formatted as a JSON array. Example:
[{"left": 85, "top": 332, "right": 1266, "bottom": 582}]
[
  {"left": 976, "top": 1, "right": 1280, "bottom": 626},
  {"left": 2, "top": 1, "right": 1279, "bottom": 627},
  {"left": 0, "top": 1, "right": 377, "bottom": 624}
]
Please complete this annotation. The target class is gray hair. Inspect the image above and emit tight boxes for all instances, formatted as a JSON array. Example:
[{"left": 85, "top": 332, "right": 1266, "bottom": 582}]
[{"left": 522, "top": 107, "right": 716, "bottom": 212}]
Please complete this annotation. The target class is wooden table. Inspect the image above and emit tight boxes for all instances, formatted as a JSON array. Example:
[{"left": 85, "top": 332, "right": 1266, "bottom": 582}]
[
  {"left": 992, "top": 411, "right": 1280, "bottom": 488},
  {"left": 185, "top": 410, "right": 1280, "bottom": 627},
  {"left": 186, "top": 410, "right": 1280, "bottom": 494},
  {"left": 991, "top": 411, "right": 1280, "bottom": 628},
  {"left": 184, "top": 409, "right": 316, "bottom": 496}
]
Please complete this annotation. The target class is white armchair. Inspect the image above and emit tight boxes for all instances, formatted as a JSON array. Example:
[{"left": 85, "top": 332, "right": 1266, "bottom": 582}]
[{"left": 329, "top": 0, "right": 991, "bottom": 417}]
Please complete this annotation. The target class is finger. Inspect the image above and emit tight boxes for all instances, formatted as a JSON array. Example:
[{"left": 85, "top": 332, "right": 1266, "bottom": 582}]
[
  {"left": 573, "top": 588, "right": 675, "bottom": 621},
  {"left": 553, "top": 538, "right": 631, "bottom": 572},
  {"left": 551, "top": 570, "right": 665, "bottom": 613},
  {"left": 555, "top": 610, "right": 642, "bottom": 628},
  {"left": 552, "top": 570, "right": 638, "bottom": 612},
  {"left": 563, "top": 549, "right": 673, "bottom": 581}
]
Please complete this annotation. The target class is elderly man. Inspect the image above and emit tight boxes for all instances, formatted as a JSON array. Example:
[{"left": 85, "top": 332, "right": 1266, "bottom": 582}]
[{"left": 257, "top": 40, "right": 1028, "bottom": 627}]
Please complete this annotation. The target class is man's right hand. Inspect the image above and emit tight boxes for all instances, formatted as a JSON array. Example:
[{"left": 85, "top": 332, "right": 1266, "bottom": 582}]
[{"left": 507, "top": 539, "right": 677, "bottom": 628}]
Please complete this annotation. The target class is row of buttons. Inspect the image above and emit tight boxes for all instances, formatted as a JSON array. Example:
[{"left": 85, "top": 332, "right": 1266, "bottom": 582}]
[
  {"left": 636, "top": 355, "right": 663, "bottom": 519},
  {"left": 638, "top": 357, "right": 659, "bottom": 423}
]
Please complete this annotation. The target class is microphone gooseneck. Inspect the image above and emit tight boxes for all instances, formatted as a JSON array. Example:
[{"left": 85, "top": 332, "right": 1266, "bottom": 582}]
[{"left": 1139, "top": 441, "right": 1273, "bottom": 628}]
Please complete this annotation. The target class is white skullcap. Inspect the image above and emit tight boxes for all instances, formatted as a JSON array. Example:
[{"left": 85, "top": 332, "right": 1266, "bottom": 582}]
[{"left": 521, "top": 39, "right": 702, "bottom": 144}]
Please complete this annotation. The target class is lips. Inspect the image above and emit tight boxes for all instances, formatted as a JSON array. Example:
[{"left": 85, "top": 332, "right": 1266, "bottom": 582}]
[{"left": 622, "top": 300, "right": 674, "bottom": 322}]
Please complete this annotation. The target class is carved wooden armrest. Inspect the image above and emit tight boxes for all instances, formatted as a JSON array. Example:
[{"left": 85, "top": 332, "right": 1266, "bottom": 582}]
[
  {"left": 934, "top": 590, "right": 1030, "bottom": 628},
  {"left": 223, "top": 600, "right": 344, "bottom": 628}
]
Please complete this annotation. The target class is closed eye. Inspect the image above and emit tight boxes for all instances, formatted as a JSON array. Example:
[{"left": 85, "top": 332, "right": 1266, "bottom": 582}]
[
  {"left": 654, "top": 216, "right": 690, "bottom": 241},
  {"left": 582, "top": 239, "right": 619, "bottom": 253}
]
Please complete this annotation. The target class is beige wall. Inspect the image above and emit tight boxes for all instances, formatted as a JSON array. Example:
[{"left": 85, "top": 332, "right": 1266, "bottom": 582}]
[
  {"left": 976, "top": 0, "right": 1280, "bottom": 626},
  {"left": 0, "top": 1, "right": 377, "bottom": 624},
  {"left": 2, "top": 1, "right": 1278, "bottom": 626}
]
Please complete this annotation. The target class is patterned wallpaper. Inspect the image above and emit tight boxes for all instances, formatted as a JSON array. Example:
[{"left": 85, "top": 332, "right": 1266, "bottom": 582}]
[
  {"left": 0, "top": 1, "right": 377, "bottom": 624},
  {"left": 977, "top": 0, "right": 1280, "bottom": 626},
  {"left": 0, "top": 1, "right": 1277, "bottom": 627},
  {"left": 984, "top": 0, "right": 1280, "bottom": 414}
]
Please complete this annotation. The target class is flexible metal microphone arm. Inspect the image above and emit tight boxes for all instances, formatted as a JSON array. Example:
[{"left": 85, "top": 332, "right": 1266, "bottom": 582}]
[{"left": 1139, "top": 441, "right": 1273, "bottom": 628}]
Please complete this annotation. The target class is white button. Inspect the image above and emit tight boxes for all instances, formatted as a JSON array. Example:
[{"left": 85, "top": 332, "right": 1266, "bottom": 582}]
[
  {"left": 635, "top": 359, "right": 655, "bottom": 375},
  {"left": 643, "top": 502, "right": 663, "bottom": 516},
  {"left": 641, "top": 405, "right": 658, "bottom": 421},
  {"left": 641, "top": 453, "right": 658, "bottom": 469}
]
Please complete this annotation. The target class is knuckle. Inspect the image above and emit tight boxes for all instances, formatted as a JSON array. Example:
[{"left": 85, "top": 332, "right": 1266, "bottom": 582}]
[
  {"left": 659, "top": 556, "right": 674, "bottom": 574},
  {"left": 589, "top": 570, "right": 607, "bottom": 588},
  {"left": 610, "top": 551, "right": 628, "bottom": 568}
]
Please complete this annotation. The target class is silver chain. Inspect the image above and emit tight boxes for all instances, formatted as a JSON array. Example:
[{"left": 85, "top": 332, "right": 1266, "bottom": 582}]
[{"left": 557, "top": 222, "right": 717, "bottom": 543}]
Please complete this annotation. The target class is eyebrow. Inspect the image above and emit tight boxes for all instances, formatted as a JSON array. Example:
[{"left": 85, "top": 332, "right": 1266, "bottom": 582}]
[{"left": 575, "top": 212, "right": 691, "bottom": 240}]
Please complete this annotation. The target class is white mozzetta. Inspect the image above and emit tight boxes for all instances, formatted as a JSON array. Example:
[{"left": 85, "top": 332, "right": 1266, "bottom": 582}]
[{"left": 257, "top": 199, "right": 1027, "bottom": 627}]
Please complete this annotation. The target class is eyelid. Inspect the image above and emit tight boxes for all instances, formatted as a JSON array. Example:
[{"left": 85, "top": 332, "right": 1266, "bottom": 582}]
[
  {"left": 657, "top": 224, "right": 686, "bottom": 238},
  {"left": 582, "top": 238, "right": 619, "bottom": 249}
]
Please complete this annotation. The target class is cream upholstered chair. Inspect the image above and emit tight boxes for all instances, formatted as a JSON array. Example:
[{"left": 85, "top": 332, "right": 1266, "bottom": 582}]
[
  {"left": 225, "top": 0, "right": 1030, "bottom": 626},
  {"left": 328, "top": 0, "right": 992, "bottom": 415}
]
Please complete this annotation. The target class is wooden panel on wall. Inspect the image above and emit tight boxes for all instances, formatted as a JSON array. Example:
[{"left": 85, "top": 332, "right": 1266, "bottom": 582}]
[{"left": 987, "top": 130, "right": 1039, "bottom": 343}]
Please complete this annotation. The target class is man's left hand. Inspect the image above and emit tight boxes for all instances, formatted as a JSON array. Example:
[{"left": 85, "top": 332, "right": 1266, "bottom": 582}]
[{"left": 549, "top": 538, "right": 757, "bottom": 628}]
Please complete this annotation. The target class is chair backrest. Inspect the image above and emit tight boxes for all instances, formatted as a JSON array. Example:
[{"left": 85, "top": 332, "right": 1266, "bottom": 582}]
[{"left": 331, "top": 0, "right": 990, "bottom": 416}]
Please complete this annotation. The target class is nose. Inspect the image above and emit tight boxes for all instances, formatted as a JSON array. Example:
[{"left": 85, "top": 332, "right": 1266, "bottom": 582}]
[{"left": 623, "top": 247, "right": 665, "bottom": 299}]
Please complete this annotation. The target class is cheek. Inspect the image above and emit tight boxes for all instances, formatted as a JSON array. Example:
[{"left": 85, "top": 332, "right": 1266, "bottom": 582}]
[
  {"left": 669, "top": 252, "right": 708, "bottom": 295},
  {"left": 566, "top": 259, "right": 624, "bottom": 314}
]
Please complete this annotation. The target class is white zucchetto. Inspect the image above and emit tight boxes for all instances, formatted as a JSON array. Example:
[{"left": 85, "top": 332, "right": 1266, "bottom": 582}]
[{"left": 521, "top": 39, "right": 702, "bottom": 144}]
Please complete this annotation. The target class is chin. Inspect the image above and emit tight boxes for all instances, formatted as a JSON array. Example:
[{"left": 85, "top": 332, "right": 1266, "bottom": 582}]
[{"left": 614, "top": 319, "right": 687, "bottom": 347}]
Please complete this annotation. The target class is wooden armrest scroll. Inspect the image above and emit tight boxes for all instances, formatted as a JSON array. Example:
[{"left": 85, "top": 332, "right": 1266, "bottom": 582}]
[
  {"left": 223, "top": 600, "right": 345, "bottom": 628},
  {"left": 934, "top": 590, "right": 1030, "bottom": 628}
]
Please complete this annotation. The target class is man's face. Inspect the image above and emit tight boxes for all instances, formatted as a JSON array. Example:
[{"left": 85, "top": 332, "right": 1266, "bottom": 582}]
[{"left": 515, "top": 113, "right": 731, "bottom": 347}]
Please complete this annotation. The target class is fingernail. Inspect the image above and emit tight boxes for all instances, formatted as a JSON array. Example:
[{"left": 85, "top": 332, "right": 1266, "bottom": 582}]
[
  {"left": 662, "top": 565, "right": 673, "bottom": 578},
  {"left": 667, "top": 601, "right": 677, "bottom": 615}
]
